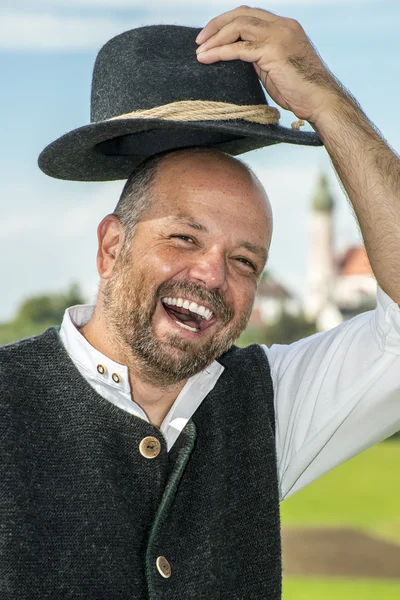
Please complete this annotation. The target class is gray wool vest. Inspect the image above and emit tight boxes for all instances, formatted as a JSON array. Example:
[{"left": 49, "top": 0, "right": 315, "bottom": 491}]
[{"left": 0, "top": 328, "right": 281, "bottom": 599}]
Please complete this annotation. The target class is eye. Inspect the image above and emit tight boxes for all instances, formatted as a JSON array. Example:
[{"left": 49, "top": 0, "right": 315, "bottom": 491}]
[
  {"left": 234, "top": 257, "right": 258, "bottom": 272},
  {"left": 170, "top": 234, "right": 195, "bottom": 244}
]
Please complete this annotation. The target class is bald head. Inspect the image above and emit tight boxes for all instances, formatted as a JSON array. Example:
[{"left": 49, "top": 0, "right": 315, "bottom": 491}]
[
  {"left": 113, "top": 147, "right": 272, "bottom": 253},
  {"left": 157, "top": 147, "right": 260, "bottom": 184}
]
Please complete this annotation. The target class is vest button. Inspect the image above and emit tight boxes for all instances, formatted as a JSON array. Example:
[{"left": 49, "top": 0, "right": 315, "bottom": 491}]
[
  {"left": 139, "top": 436, "right": 161, "bottom": 459},
  {"left": 156, "top": 556, "right": 171, "bottom": 578}
]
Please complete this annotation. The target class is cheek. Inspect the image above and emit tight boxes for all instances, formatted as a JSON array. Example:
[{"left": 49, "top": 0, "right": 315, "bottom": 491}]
[
  {"left": 234, "top": 285, "right": 256, "bottom": 315},
  {"left": 160, "top": 264, "right": 174, "bottom": 276},
  {"left": 144, "top": 248, "right": 188, "bottom": 278}
]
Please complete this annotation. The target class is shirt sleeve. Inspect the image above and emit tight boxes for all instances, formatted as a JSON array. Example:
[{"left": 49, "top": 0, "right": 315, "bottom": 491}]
[{"left": 262, "top": 286, "right": 400, "bottom": 501}]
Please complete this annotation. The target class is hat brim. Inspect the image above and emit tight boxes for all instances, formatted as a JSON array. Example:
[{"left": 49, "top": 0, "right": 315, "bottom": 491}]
[{"left": 38, "top": 117, "right": 322, "bottom": 181}]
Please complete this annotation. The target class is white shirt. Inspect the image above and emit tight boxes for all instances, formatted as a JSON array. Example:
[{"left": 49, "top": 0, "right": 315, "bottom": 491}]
[
  {"left": 59, "top": 305, "right": 224, "bottom": 451},
  {"left": 60, "top": 286, "right": 400, "bottom": 501}
]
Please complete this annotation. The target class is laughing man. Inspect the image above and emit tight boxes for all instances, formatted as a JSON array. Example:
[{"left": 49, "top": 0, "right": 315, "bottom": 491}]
[{"left": 1, "top": 6, "right": 400, "bottom": 600}]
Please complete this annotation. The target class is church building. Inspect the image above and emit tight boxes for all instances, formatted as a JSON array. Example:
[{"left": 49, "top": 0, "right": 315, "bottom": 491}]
[{"left": 304, "top": 174, "right": 376, "bottom": 331}]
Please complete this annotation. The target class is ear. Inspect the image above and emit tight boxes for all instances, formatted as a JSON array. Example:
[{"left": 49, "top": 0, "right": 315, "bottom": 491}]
[{"left": 97, "top": 214, "right": 125, "bottom": 280}]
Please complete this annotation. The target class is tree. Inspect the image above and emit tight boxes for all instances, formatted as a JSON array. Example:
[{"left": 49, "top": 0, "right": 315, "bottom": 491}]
[
  {"left": 0, "top": 284, "right": 85, "bottom": 345},
  {"left": 238, "top": 309, "right": 317, "bottom": 347},
  {"left": 15, "top": 283, "right": 84, "bottom": 326}
]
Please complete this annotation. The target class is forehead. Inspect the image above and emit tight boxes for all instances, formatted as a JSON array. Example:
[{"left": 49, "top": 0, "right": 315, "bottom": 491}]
[{"left": 147, "top": 153, "right": 272, "bottom": 235}]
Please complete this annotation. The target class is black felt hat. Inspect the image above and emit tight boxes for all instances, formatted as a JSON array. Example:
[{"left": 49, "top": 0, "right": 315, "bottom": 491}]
[{"left": 38, "top": 25, "right": 322, "bottom": 182}]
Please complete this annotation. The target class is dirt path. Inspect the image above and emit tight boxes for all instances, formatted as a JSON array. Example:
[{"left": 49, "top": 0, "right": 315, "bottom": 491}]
[{"left": 282, "top": 527, "right": 400, "bottom": 579}]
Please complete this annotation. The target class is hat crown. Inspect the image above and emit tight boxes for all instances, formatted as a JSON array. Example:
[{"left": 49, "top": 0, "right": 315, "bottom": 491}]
[
  {"left": 91, "top": 25, "right": 267, "bottom": 123},
  {"left": 38, "top": 23, "right": 322, "bottom": 182}
]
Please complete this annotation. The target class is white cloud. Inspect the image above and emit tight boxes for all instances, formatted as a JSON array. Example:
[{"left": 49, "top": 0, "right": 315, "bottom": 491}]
[
  {"left": 33, "top": 0, "right": 376, "bottom": 7},
  {"left": 0, "top": 179, "right": 122, "bottom": 321},
  {"left": 0, "top": 12, "right": 136, "bottom": 51},
  {"left": 0, "top": 180, "right": 122, "bottom": 241},
  {"left": 0, "top": 0, "right": 388, "bottom": 52}
]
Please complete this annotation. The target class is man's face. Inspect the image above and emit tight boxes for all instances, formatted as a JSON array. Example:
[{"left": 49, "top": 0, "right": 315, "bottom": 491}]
[{"left": 103, "top": 153, "right": 272, "bottom": 386}]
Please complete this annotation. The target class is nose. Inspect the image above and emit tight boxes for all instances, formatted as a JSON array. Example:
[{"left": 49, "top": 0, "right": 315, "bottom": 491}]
[{"left": 187, "top": 247, "right": 228, "bottom": 291}]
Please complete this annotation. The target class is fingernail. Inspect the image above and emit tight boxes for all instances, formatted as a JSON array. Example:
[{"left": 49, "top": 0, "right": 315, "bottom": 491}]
[
  {"left": 196, "top": 30, "right": 205, "bottom": 44},
  {"left": 196, "top": 43, "right": 207, "bottom": 54}
]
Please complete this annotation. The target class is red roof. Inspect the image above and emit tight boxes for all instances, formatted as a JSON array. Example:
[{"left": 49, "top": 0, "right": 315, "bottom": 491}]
[
  {"left": 256, "top": 279, "right": 293, "bottom": 300},
  {"left": 338, "top": 246, "right": 373, "bottom": 276}
]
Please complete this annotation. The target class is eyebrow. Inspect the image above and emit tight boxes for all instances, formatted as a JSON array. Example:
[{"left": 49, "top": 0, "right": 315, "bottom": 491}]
[
  {"left": 239, "top": 240, "right": 269, "bottom": 264},
  {"left": 170, "top": 215, "right": 268, "bottom": 263},
  {"left": 170, "top": 215, "right": 208, "bottom": 232}
]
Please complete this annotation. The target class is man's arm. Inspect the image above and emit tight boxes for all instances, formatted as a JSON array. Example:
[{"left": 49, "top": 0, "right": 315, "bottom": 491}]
[
  {"left": 196, "top": 6, "right": 400, "bottom": 304},
  {"left": 312, "top": 98, "right": 400, "bottom": 304},
  {"left": 264, "top": 287, "right": 400, "bottom": 499}
]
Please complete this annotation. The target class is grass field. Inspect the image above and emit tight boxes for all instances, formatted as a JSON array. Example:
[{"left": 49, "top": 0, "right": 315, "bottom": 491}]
[
  {"left": 281, "top": 442, "right": 400, "bottom": 543},
  {"left": 283, "top": 577, "right": 400, "bottom": 599},
  {"left": 280, "top": 442, "right": 400, "bottom": 598}
]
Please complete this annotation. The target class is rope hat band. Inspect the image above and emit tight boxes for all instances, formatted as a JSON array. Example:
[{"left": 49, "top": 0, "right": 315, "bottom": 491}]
[{"left": 108, "top": 100, "right": 281, "bottom": 125}]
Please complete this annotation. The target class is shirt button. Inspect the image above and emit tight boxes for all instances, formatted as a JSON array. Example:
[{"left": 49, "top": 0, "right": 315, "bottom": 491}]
[
  {"left": 97, "top": 364, "right": 106, "bottom": 375},
  {"left": 156, "top": 556, "right": 171, "bottom": 578},
  {"left": 111, "top": 373, "right": 121, "bottom": 383},
  {"left": 139, "top": 436, "right": 161, "bottom": 459}
]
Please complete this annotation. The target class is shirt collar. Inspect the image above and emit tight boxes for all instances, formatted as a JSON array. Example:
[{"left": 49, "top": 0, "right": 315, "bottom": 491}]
[
  {"left": 60, "top": 304, "right": 131, "bottom": 394},
  {"left": 59, "top": 304, "right": 224, "bottom": 400}
]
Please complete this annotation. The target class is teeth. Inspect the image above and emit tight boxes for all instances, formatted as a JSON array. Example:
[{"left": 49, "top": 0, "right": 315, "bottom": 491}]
[
  {"left": 174, "top": 320, "right": 198, "bottom": 332},
  {"left": 189, "top": 301, "right": 198, "bottom": 313},
  {"left": 162, "top": 297, "right": 214, "bottom": 321}
]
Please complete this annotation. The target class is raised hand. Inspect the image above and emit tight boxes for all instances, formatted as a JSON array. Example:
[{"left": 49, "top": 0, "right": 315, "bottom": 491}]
[{"left": 196, "top": 6, "right": 346, "bottom": 125}]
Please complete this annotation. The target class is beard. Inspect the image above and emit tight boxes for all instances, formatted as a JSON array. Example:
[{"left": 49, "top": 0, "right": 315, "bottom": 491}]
[{"left": 102, "top": 247, "right": 253, "bottom": 387}]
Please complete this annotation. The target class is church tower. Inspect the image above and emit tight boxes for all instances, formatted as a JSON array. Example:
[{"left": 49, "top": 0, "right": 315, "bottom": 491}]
[{"left": 304, "top": 174, "right": 336, "bottom": 321}]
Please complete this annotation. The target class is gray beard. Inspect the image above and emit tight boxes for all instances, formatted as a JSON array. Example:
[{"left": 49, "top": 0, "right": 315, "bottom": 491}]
[
  {"left": 127, "top": 317, "right": 235, "bottom": 387},
  {"left": 103, "top": 266, "right": 251, "bottom": 387}
]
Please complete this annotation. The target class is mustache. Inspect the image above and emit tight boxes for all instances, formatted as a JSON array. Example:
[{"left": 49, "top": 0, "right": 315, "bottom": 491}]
[{"left": 156, "top": 280, "right": 234, "bottom": 323}]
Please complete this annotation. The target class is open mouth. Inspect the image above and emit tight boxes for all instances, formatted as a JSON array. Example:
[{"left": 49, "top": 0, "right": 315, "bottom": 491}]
[{"left": 161, "top": 296, "right": 216, "bottom": 333}]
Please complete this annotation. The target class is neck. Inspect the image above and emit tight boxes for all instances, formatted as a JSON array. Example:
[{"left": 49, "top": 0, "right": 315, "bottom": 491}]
[
  {"left": 125, "top": 376, "right": 186, "bottom": 429},
  {"left": 80, "top": 311, "right": 187, "bottom": 428}
]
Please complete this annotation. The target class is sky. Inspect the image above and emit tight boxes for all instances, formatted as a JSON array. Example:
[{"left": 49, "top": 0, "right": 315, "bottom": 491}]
[{"left": 1, "top": 0, "right": 399, "bottom": 321}]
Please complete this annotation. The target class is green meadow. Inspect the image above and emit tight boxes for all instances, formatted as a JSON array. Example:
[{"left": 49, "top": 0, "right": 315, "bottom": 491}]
[
  {"left": 283, "top": 577, "right": 400, "bottom": 600},
  {"left": 281, "top": 442, "right": 400, "bottom": 542},
  {"left": 281, "top": 442, "right": 400, "bottom": 598}
]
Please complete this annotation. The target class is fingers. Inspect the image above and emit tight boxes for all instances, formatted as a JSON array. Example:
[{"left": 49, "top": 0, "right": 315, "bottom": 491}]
[
  {"left": 196, "top": 6, "right": 279, "bottom": 45},
  {"left": 196, "top": 9, "right": 307, "bottom": 69},
  {"left": 197, "top": 40, "right": 265, "bottom": 65},
  {"left": 196, "top": 16, "right": 272, "bottom": 55},
  {"left": 195, "top": 5, "right": 335, "bottom": 122}
]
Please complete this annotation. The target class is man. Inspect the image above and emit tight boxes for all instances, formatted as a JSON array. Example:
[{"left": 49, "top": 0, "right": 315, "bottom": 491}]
[{"left": 1, "top": 6, "right": 399, "bottom": 600}]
